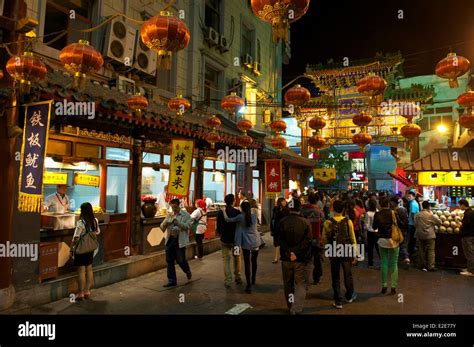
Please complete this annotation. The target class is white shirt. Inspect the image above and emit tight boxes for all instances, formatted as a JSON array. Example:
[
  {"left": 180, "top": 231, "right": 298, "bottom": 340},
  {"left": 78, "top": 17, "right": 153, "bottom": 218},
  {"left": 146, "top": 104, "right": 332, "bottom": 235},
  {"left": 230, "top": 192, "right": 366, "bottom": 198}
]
[
  {"left": 365, "top": 211, "right": 377, "bottom": 232},
  {"left": 73, "top": 218, "right": 101, "bottom": 239},
  {"left": 205, "top": 197, "right": 213, "bottom": 208},
  {"left": 190, "top": 208, "right": 207, "bottom": 235},
  {"left": 45, "top": 193, "right": 70, "bottom": 214}
]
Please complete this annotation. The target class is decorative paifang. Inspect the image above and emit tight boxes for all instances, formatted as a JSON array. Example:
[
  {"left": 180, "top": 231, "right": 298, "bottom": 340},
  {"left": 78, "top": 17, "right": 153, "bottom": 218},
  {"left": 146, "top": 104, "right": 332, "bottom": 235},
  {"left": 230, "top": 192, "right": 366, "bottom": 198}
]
[
  {"left": 140, "top": 11, "right": 190, "bottom": 70},
  {"left": 6, "top": 52, "right": 47, "bottom": 94},
  {"left": 435, "top": 52, "right": 470, "bottom": 88},
  {"left": 59, "top": 40, "right": 104, "bottom": 89}
]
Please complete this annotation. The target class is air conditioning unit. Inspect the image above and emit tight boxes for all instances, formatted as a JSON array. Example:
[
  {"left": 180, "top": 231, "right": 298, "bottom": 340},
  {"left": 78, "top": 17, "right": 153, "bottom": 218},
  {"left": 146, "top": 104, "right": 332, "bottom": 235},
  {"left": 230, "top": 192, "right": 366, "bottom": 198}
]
[
  {"left": 133, "top": 34, "right": 157, "bottom": 76},
  {"left": 253, "top": 62, "right": 261, "bottom": 76},
  {"left": 204, "top": 26, "right": 219, "bottom": 46},
  {"left": 242, "top": 54, "right": 253, "bottom": 69},
  {"left": 218, "top": 34, "right": 230, "bottom": 53},
  {"left": 117, "top": 75, "right": 135, "bottom": 94},
  {"left": 103, "top": 17, "right": 136, "bottom": 66}
]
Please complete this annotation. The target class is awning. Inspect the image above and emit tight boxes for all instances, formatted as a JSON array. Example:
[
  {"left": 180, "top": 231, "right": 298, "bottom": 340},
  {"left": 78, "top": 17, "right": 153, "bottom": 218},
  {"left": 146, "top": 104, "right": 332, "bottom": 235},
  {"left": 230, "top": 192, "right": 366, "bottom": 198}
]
[
  {"left": 387, "top": 172, "right": 414, "bottom": 187},
  {"left": 404, "top": 148, "right": 474, "bottom": 172}
]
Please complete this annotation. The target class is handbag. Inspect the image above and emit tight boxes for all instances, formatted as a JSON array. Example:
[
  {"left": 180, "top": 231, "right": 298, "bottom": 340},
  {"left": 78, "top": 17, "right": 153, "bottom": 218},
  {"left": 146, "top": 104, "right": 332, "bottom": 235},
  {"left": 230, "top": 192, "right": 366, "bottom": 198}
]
[
  {"left": 391, "top": 211, "right": 404, "bottom": 244},
  {"left": 74, "top": 219, "right": 99, "bottom": 255},
  {"left": 191, "top": 211, "right": 205, "bottom": 237}
]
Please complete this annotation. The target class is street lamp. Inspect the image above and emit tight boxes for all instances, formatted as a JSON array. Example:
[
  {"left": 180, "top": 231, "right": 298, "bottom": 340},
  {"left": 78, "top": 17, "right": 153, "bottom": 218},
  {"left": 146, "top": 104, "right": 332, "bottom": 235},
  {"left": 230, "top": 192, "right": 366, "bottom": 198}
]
[{"left": 437, "top": 124, "right": 447, "bottom": 134}]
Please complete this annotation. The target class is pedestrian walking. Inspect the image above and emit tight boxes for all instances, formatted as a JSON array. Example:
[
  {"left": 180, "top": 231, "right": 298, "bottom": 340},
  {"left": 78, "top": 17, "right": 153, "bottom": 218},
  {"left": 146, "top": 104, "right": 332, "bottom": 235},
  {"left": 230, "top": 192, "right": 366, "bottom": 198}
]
[
  {"left": 271, "top": 197, "right": 289, "bottom": 263},
  {"left": 365, "top": 199, "right": 380, "bottom": 267},
  {"left": 190, "top": 199, "right": 208, "bottom": 259},
  {"left": 390, "top": 197, "right": 409, "bottom": 265},
  {"left": 406, "top": 191, "right": 420, "bottom": 258},
  {"left": 160, "top": 199, "right": 193, "bottom": 287},
  {"left": 278, "top": 198, "right": 312, "bottom": 315},
  {"left": 459, "top": 199, "right": 474, "bottom": 277},
  {"left": 216, "top": 194, "right": 242, "bottom": 288},
  {"left": 414, "top": 201, "right": 441, "bottom": 272}
]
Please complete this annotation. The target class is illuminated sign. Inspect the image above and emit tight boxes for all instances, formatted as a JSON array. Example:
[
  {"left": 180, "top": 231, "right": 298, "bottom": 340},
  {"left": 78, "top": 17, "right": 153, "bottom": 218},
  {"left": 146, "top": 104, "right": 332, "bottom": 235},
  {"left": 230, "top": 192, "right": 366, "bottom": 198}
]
[
  {"left": 418, "top": 171, "right": 474, "bottom": 187},
  {"left": 74, "top": 173, "right": 100, "bottom": 187},
  {"left": 43, "top": 172, "right": 68, "bottom": 185},
  {"left": 350, "top": 171, "right": 365, "bottom": 181}
]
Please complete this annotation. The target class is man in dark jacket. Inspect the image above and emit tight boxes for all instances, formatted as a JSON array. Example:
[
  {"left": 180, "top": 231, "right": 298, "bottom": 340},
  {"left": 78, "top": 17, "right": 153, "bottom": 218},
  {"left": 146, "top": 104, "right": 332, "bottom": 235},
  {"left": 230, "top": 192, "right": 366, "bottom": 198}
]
[
  {"left": 278, "top": 198, "right": 313, "bottom": 315},
  {"left": 459, "top": 199, "right": 474, "bottom": 277},
  {"left": 216, "top": 194, "right": 242, "bottom": 288}
]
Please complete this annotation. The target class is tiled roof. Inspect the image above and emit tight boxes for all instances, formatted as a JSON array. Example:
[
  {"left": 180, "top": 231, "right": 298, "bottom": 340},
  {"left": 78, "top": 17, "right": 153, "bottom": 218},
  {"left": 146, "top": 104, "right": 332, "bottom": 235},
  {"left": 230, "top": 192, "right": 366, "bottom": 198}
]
[{"left": 404, "top": 148, "right": 474, "bottom": 172}]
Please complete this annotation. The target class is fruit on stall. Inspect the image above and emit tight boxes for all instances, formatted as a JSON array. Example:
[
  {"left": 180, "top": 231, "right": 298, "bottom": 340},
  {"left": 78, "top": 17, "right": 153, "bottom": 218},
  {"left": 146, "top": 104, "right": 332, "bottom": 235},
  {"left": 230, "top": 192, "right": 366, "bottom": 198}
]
[{"left": 435, "top": 209, "right": 464, "bottom": 233}]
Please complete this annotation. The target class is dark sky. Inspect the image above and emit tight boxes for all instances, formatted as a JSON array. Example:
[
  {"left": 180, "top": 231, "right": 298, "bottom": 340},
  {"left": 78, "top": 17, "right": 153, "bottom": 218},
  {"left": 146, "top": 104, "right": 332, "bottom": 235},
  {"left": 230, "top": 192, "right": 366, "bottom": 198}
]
[{"left": 284, "top": 0, "right": 474, "bottom": 88}]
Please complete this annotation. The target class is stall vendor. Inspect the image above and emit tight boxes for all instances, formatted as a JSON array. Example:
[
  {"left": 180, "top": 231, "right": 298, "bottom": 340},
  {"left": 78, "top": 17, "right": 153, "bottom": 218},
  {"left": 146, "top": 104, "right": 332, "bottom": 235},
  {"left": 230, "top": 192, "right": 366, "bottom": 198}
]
[{"left": 44, "top": 184, "right": 70, "bottom": 213}]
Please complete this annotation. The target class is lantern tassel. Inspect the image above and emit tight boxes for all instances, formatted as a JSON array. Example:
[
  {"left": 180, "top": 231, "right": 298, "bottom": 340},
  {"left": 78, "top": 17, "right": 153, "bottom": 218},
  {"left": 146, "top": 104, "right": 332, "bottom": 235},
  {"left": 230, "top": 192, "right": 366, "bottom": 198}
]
[
  {"left": 272, "top": 18, "right": 289, "bottom": 43},
  {"left": 73, "top": 72, "right": 87, "bottom": 90},
  {"left": 19, "top": 80, "right": 31, "bottom": 94},
  {"left": 158, "top": 50, "right": 173, "bottom": 70},
  {"left": 449, "top": 78, "right": 459, "bottom": 88}
]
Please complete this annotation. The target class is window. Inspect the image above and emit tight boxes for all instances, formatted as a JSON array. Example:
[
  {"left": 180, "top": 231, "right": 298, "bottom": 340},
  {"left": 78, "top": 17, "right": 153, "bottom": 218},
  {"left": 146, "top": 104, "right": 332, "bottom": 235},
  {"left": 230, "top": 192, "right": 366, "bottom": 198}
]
[
  {"left": 142, "top": 152, "right": 161, "bottom": 164},
  {"left": 205, "top": 0, "right": 220, "bottom": 32},
  {"left": 241, "top": 24, "right": 253, "bottom": 57},
  {"left": 106, "top": 147, "right": 130, "bottom": 161},
  {"left": 204, "top": 64, "right": 221, "bottom": 108},
  {"left": 106, "top": 166, "right": 128, "bottom": 214},
  {"left": 252, "top": 169, "right": 260, "bottom": 201},
  {"left": 44, "top": 0, "right": 92, "bottom": 50}
]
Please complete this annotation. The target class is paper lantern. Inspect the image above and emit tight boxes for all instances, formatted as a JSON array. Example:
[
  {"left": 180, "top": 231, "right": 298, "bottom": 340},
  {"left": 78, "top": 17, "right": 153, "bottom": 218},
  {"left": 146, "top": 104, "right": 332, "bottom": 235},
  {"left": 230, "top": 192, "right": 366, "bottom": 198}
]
[{"left": 6, "top": 52, "right": 47, "bottom": 94}]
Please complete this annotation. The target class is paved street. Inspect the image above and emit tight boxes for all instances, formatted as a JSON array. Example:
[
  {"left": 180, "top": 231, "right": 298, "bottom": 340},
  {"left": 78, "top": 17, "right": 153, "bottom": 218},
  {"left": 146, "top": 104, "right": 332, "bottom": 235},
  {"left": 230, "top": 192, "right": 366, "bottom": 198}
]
[{"left": 7, "top": 234, "right": 474, "bottom": 315}]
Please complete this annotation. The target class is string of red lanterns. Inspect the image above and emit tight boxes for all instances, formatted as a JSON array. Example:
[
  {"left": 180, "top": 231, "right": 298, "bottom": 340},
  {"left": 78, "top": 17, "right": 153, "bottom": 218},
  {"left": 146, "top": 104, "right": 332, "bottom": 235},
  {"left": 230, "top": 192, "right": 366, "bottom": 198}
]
[
  {"left": 457, "top": 90, "right": 474, "bottom": 132},
  {"left": 205, "top": 115, "right": 222, "bottom": 149}
]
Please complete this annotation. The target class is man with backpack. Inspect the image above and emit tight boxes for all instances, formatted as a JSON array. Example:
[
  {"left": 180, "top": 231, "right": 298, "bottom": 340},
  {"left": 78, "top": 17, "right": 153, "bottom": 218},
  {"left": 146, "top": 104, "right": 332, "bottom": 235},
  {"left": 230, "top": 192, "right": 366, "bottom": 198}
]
[
  {"left": 301, "top": 193, "right": 325, "bottom": 284},
  {"left": 322, "top": 199, "right": 358, "bottom": 309}
]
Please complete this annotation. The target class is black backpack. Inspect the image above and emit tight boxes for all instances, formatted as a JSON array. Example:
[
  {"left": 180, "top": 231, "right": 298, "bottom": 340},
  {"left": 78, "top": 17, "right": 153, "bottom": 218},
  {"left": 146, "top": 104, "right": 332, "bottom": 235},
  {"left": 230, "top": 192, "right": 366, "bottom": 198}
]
[{"left": 327, "top": 217, "right": 352, "bottom": 245}]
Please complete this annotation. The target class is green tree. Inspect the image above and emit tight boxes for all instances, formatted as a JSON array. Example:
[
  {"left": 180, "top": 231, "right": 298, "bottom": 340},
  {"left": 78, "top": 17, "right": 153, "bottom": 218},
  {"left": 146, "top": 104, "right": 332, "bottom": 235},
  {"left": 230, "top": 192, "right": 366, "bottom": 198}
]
[{"left": 318, "top": 146, "right": 352, "bottom": 183}]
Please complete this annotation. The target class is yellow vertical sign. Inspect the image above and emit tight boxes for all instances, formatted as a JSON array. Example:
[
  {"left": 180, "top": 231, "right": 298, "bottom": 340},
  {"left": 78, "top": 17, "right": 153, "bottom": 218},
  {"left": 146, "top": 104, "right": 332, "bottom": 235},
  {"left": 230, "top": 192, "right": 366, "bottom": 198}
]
[{"left": 168, "top": 139, "right": 194, "bottom": 197}]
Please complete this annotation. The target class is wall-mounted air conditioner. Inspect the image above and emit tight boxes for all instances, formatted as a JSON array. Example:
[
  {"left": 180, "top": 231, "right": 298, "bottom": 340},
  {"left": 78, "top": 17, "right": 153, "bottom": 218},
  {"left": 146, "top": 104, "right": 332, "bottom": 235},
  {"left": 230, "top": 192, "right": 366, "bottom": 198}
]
[
  {"left": 103, "top": 17, "right": 136, "bottom": 65},
  {"left": 117, "top": 75, "right": 135, "bottom": 94},
  {"left": 133, "top": 34, "right": 157, "bottom": 76},
  {"left": 218, "top": 34, "right": 230, "bottom": 53},
  {"left": 204, "top": 26, "right": 219, "bottom": 46}
]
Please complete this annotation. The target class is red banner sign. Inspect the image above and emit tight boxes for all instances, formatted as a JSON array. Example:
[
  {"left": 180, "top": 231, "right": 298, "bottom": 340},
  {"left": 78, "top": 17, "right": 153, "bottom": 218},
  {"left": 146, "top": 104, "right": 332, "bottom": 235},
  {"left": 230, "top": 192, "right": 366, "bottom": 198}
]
[{"left": 264, "top": 159, "right": 282, "bottom": 197}]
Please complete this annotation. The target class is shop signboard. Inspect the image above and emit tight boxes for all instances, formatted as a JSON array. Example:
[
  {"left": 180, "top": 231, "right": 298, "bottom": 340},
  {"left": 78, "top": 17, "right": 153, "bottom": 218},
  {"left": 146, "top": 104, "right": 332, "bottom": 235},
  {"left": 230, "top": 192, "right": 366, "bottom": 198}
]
[
  {"left": 43, "top": 172, "right": 68, "bottom": 185},
  {"left": 74, "top": 173, "right": 100, "bottom": 187},
  {"left": 350, "top": 171, "right": 365, "bottom": 181},
  {"left": 313, "top": 168, "right": 337, "bottom": 184},
  {"left": 168, "top": 139, "right": 194, "bottom": 197},
  {"left": 264, "top": 159, "right": 282, "bottom": 197},
  {"left": 418, "top": 171, "right": 474, "bottom": 187}
]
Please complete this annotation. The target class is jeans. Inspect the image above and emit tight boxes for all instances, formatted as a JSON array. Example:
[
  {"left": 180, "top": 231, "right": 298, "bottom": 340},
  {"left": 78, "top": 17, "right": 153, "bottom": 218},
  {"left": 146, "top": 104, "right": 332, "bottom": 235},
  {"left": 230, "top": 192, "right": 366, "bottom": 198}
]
[
  {"left": 221, "top": 242, "right": 242, "bottom": 285},
  {"left": 310, "top": 245, "right": 323, "bottom": 283},
  {"left": 461, "top": 236, "right": 474, "bottom": 272},
  {"left": 165, "top": 236, "right": 191, "bottom": 284},
  {"left": 195, "top": 233, "right": 204, "bottom": 258},
  {"left": 367, "top": 232, "right": 380, "bottom": 266},
  {"left": 379, "top": 246, "right": 399, "bottom": 288},
  {"left": 417, "top": 238, "right": 435, "bottom": 270},
  {"left": 329, "top": 258, "right": 354, "bottom": 305},
  {"left": 282, "top": 261, "right": 308, "bottom": 314},
  {"left": 407, "top": 225, "right": 416, "bottom": 257},
  {"left": 242, "top": 249, "right": 259, "bottom": 287}
]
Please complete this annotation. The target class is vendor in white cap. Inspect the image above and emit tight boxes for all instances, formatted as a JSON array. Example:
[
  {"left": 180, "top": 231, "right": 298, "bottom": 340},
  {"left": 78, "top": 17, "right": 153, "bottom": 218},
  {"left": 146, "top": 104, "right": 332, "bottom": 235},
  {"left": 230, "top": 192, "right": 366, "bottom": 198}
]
[{"left": 44, "top": 184, "right": 70, "bottom": 214}]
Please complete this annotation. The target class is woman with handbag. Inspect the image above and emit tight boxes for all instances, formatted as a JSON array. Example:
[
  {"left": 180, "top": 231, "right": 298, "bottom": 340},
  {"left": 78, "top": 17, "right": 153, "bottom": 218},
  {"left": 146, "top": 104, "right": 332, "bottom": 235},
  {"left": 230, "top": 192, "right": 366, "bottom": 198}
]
[
  {"left": 372, "top": 197, "right": 400, "bottom": 295},
  {"left": 190, "top": 199, "right": 207, "bottom": 259},
  {"left": 71, "top": 202, "right": 100, "bottom": 300}
]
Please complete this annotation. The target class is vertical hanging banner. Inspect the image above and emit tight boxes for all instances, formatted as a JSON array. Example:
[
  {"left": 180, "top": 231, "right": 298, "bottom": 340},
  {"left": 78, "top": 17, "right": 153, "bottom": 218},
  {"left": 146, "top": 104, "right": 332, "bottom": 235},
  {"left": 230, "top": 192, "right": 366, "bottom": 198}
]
[
  {"left": 168, "top": 139, "right": 194, "bottom": 197},
  {"left": 264, "top": 159, "right": 282, "bottom": 198},
  {"left": 18, "top": 100, "right": 53, "bottom": 212}
]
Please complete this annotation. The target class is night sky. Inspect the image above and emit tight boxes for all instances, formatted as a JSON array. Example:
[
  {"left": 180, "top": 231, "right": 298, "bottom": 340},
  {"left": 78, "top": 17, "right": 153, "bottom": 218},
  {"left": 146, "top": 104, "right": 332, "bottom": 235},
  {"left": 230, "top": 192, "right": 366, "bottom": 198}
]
[{"left": 284, "top": 0, "right": 474, "bottom": 88}]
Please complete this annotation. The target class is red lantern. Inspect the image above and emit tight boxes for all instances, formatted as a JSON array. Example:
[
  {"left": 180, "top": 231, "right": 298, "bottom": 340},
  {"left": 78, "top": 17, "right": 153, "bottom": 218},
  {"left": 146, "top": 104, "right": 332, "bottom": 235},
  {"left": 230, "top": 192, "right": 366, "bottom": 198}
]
[
  {"left": 237, "top": 134, "right": 253, "bottom": 148},
  {"left": 206, "top": 115, "right": 222, "bottom": 130},
  {"left": 284, "top": 84, "right": 310, "bottom": 106},
  {"left": 308, "top": 134, "right": 326, "bottom": 151},
  {"left": 271, "top": 135, "right": 287, "bottom": 153},
  {"left": 221, "top": 92, "right": 245, "bottom": 116},
  {"left": 352, "top": 113, "right": 373, "bottom": 127},
  {"left": 6, "top": 52, "right": 47, "bottom": 94},
  {"left": 457, "top": 91, "right": 474, "bottom": 111},
  {"left": 251, "top": 0, "right": 310, "bottom": 42},
  {"left": 140, "top": 11, "right": 190, "bottom": 70},
  {"left": 168, "top": 95, "right": 191, "bottom": 117},
  {"left": 357, "top": 74, "right": 387, "bottom": 97},
  {"left": 352, "top": 132, "right": 372, "bottom": 149},
  {"left": 270, "top": 119, "right": 287, "bottom": 134},
  {"left": 308, "top": 116, "right": 326, "bottom": 131},
  {"left": 128, "top": 93, "right": 148, "bottom": 115},
  {"left": 435, "top": 52, "right": 471, "bottom": 88},
  {"left": 0, "top": 69, "right": 4, "bottom": 80},
  {"left": 459, "top": 112, "right": 474, "bottom": 132},
  {"left": 59, "top": 40, "right": 103, "bottom": 89},
  {"left": 206, "top": 131, "right": 221, "bottom": 149},
  {"left": 237, "top": 118, "right": 253, "bottom": 134},
  {"left": 400, "top": 123, "right": 422, "bottom": 140}
]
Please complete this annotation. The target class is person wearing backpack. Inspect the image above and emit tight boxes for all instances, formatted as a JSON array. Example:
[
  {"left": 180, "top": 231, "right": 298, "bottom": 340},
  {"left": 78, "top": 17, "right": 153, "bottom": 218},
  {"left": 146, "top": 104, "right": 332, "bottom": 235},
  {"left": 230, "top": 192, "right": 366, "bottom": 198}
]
[
  {"left": 322, "top": 199, "right": 358, "bottom": 309},
  {"left": 373, "top": 197, "right": 399, "bottom": 295},
  {"left": 190, "top": 199, "right": 208, "bottom": 259}
]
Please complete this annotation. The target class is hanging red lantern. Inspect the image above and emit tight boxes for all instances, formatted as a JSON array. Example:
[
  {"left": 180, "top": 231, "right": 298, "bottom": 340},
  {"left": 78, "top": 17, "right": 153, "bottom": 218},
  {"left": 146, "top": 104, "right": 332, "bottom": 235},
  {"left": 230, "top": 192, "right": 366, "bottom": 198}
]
[
  {"left": 458, "top": 112, "right": 474, "bottom": 132},
  {"left": 308, "top": 134, "right": 326, "bottom": 151},
  {"left": 435, "top": 52, "right": 470, "bottom": 88},
  {"left": 457, "top": 91, "right": 474, "bottom": 112},
  {"left": 271, "top": 135, "right": 287, "bottom": 153},
  {"left": 6, "top": 52, "right": 47, "bottom": 94},
  {"left": 284, "top": 84, "right": 311, "bottom": 106},
  {"left": 237, "top": 118, "right": 253, "bottom": 134},
  {"left": 206, "top": 115, "right": 222, "bottom": 130},
  {"left": 221, "top": 92, "right": 245, "bottom": 116},
  {"left": 59, "top": 40, "right": 103, "bottom": 89},
  {"left": 140, "top": 11, "right": 190, "bottom": 70},
  {"left": 250, "top": 0, "right": 310, "bottom": 42},
  {"left": 352, "top": 113, "right": 373, "bottom": 127},
  {"left": 128, "top": 93, "right": 148, "bottom": 115},
  {"left": 356, "top": 74, "right": 387, "bottom": 97},
  {"left": 0, "top": 69, "right": 4, "bottom": 80},
  {"left": 237, "top": 134, "right": 253, "bottom": 148},
  {"left": 400, "top": 123, "right": 422, "bottom": 140},
  {"left": 206, "top": 131, "right": 221, "bottom": 149},
  {"left": 352, "top": 132, "right": 372, "bottom": 149},
  {"left": 168, "top": 95, "right": 191, "bottom": 118},
  {"left": 270, "top": 119, "right": 287, "bottom": 134},
  {"left": 308, "top": 116, "right": 326, "bottom": 131}
]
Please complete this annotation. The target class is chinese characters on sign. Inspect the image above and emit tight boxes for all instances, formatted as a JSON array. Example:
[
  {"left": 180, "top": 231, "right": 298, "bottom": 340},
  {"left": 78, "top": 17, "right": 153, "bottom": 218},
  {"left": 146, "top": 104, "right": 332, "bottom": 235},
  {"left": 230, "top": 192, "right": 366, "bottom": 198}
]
[
  {"left": 18, "top": 101, "right": 53, "bottom": 212},
  {"left": 74, "top": 173, "right": 100, "bottom": 187},
  {"left": 168, "top": 139, "right": 194, "bottom": 197},
  {"left": 264, "top": 159, "right": 282, "bottom": 198},
  {"left": 43, "top": 172, "right": 68, "bottom": 185},
  {"left": 313, "top": 168, "right": 337, "bottom": 184}
]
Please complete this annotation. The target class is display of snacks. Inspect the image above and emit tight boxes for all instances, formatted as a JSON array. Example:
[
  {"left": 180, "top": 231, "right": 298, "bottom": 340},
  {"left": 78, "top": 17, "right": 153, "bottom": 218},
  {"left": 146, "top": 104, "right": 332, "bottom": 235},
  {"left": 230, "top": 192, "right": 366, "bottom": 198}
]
[{"left": 434, "top": 209, "right": 464, "bottom": 234}]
